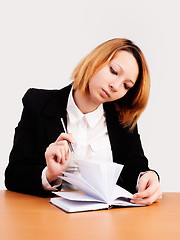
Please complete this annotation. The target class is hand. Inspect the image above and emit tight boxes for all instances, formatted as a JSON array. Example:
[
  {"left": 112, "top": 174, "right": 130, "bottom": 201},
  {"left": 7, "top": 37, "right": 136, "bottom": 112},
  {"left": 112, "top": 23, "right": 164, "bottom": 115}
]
[
  {"left": 45, "top": 133, "right": 75, "bottom": 183},
  {"left": 131, "top": 171, "right": 162, "bottom": 205}
]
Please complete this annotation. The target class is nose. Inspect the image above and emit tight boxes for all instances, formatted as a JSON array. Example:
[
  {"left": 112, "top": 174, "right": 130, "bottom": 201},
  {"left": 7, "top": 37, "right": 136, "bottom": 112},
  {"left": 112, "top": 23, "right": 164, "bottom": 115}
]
[{"left": 109, "top": 79, "right": 121, "bottom": 92}]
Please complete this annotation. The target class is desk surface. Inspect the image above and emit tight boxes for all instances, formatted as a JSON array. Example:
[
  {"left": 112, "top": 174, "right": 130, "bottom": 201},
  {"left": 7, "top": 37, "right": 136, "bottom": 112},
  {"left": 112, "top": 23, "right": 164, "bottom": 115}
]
[{"left": 0, "top": 191, "right": 180, "bottom": 240}]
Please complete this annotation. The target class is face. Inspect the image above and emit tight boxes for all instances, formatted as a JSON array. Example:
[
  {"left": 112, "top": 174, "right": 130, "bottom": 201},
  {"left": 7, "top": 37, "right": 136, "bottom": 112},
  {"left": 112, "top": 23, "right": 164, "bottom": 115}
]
[{"left": 87, "top": 50, "right": 139, "bottom": 107}]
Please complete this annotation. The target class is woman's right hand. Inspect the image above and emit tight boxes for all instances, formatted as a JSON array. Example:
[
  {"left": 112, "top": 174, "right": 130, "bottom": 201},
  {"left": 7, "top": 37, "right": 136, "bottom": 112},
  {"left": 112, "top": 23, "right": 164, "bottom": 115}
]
[{"left": 45, "top": 133, "right": 75, "bottom": 183}]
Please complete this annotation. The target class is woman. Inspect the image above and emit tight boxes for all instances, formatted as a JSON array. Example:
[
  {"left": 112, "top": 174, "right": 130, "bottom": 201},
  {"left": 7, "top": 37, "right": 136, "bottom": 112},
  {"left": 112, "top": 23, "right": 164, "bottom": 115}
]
[{"left": 5, "top": 38, "right": 162, "bottom": 205}]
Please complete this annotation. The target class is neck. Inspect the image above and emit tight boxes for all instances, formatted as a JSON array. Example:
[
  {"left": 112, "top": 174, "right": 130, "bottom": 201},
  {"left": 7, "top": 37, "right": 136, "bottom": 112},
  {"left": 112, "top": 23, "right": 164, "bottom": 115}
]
[{"left": 73, "top": 90, "right": 99, "bottom": 114}]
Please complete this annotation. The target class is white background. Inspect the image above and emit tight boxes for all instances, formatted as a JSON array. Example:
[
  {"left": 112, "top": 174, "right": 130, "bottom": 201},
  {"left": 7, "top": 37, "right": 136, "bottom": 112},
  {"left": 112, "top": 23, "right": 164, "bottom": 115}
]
[{"left": 0, "top": 0, "right": 180, "bottom": 192}]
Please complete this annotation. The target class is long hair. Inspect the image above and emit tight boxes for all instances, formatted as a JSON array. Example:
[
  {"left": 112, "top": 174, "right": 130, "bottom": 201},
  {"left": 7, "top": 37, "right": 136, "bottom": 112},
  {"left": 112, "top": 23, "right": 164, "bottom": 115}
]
[{"left": 71, "top": 38, "right": 150, "bottom": 131}]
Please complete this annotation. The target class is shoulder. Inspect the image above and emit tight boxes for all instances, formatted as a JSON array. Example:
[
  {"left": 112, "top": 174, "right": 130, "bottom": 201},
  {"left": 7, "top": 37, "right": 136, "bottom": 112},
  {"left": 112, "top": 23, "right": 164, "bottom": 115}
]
[
  {"left": 104, "top": 101, "right": 139, "bottom": 137},
  {"left": 23, "top": 88, "right": 59, "bottom": 103},
  {"left": 22, "top": 84, "right": 72, "bottom": 113}
]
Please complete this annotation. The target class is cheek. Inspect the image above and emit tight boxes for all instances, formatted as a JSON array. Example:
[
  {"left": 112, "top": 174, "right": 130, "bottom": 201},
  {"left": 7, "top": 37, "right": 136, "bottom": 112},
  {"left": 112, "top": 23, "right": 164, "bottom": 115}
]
[
  {"left": 91, "top": 68, "right": 108, "bottom": 83},
  {"left": 89, "top": 72, "right": 103, "bottom": 88},
  {"left": 89, "top": 76, "right": 98, "bottom": 90},
  {"left": 114, "top": 89, "right": 128, "bottom": 100}
]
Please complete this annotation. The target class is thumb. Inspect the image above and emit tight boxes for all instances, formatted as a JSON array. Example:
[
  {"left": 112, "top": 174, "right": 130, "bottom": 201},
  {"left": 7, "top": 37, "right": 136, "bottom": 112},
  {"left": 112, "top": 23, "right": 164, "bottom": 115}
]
[{"left": 138, "top": 174, "right": 149, "bottom": 193}]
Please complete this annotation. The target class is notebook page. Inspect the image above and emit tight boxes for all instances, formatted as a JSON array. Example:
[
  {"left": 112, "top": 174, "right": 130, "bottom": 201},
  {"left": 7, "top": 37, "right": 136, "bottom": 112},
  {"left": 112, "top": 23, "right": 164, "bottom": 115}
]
[
  {"left": 60, "top": 171, "right": 105, "bottom": 201},
  {"left": 78, "top": 160, "right": 109, "bottom": 202},
  {"left": 53, "top": 191, "right": 104, "bottom": 202},
  {"left": 111, "top": 184, "right": 133, "bottom": 204},
  {"left": 78, "top": 160, "right": 124, "bottom": 204},
  {"left": 107, "top": 163, "right": 123, "bottom": 200}
]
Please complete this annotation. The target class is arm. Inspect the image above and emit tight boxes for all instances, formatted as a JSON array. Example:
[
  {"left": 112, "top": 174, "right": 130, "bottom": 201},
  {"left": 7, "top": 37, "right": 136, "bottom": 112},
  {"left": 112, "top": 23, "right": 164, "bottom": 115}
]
[
  {"left": 116, "top": 125, "right": 151, "bottom": 193},
  {"left": 104, "top": 103, "right": 154, "bottom": 194},
  {"left": 5, "top": 89, "right": 73, "bottom": 197},
  {"left": 5, "top": 89, "right": 47, "bottom": 196},
  {"left": 118, "top": 125, "right": 162, "bottom": 204}
]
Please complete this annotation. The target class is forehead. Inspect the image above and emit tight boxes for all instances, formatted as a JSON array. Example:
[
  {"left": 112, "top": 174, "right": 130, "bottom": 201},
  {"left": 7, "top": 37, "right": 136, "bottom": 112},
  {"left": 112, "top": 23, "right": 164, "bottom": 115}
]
[{"left": 111, "top": 50, "right": 139, "bottom": 80}]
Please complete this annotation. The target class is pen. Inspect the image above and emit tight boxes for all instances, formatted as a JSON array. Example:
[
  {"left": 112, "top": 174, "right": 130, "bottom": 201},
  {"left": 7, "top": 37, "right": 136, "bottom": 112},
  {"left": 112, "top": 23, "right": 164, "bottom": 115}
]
[{"left": 60, "top": 118, "right": 74, "bottom": 153}]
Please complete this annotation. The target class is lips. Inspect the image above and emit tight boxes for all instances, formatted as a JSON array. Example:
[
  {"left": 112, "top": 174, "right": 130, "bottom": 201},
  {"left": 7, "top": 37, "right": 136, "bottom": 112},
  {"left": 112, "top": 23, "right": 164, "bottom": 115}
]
[{"left": 102, "top": 89, "right": 110, "bottom": 98}]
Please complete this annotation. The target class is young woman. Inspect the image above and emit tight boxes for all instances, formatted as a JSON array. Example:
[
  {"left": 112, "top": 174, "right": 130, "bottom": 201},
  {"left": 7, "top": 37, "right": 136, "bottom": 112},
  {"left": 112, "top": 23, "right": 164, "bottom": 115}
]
[{"left": 5, "top": 38, "right": 162, "bottom": 205}]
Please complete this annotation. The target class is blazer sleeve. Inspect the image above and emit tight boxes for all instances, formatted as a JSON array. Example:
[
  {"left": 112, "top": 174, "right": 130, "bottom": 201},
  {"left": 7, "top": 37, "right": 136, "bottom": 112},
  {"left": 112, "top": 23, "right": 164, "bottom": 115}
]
[
  {"left": 116, "top": 124, "right": 160, "bottom": 194},
  {"left": 117, "top": 125, "right": 150, "bottom": 193},
  {"left": 5, "top": 89, "right": 54, "bottom": 197}
]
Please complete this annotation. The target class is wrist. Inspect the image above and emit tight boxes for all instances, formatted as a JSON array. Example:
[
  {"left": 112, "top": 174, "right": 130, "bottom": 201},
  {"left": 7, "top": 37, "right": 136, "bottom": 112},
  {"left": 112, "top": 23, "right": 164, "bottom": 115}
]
[
  {"left": 140, "top": 170, "right": 159, "bottom": 181},
  {"left": 46, "top": 168, "right": 62, "bottom": 184}
]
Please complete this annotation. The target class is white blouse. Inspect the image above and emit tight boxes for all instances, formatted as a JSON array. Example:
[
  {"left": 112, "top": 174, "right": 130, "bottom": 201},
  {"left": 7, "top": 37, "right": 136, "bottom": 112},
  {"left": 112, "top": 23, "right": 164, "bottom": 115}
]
[{"left": 42, "top": 88, "right": 113, "bottom": 191}]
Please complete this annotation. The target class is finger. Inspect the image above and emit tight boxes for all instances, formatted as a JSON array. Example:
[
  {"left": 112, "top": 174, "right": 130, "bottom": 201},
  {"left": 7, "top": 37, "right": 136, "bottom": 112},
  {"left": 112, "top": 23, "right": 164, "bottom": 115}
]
[
  {"left": 137, "top": 176, "right": 149, "bottom": 193},
  {"left": 59, "top": 145, "right": 66, "bottom": 164},
  {"left": 154, "top": 193, "right": 163, "bottom": 202},
  {"left": 56, "top": 133, "right": 75, "bottom": 144},
  {"left": 45, "top": 142, "right": 68, "bottom": 164},
  {"left": 57, "top": 140, "right": 70, "bottom": 160},
  {"left": 131, "top": 190, "right": 162, "bottom": 205},
  {"left": 45, "top": 144, "right": 59, "bottom": 160},
  {"left": 135, "top": 172, "right": 160, "bottom": 198},
  {"left": 137, "top": 171, "right": 156, "bottom": 192},
  {"left": 56, "top": 140, "right": 69, "bottom": 150},
  {"left": 134, "top": 184, "right": 158, "bottom": 199},
  {"left": 54, "top": 148, "right": 62, "bottom": 163},
  {"left": 45, "top": 149, "right": 62, "bottom": 165}
]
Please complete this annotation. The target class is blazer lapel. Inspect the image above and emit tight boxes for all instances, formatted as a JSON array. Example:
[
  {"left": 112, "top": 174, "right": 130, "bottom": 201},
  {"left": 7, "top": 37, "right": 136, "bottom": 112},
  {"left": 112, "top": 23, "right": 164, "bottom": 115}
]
[
  {"left": 42, "top": 84, "right": 72, "bottom": 144},
  {"left": 104, "top": 102, "right": 123, "bottom": 151},
  {"left": 41, "top": 85, "right": 124, "bottom": 152}
]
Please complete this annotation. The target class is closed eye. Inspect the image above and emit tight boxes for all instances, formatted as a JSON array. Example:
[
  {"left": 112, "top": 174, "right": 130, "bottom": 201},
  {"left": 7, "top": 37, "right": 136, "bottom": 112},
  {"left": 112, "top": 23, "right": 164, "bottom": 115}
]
[
  {"left": 124, "top": 83, "right": 131, "bottom": 90},
  {"left": 110, "top": 66, "right": 118, "bottom": 75}
]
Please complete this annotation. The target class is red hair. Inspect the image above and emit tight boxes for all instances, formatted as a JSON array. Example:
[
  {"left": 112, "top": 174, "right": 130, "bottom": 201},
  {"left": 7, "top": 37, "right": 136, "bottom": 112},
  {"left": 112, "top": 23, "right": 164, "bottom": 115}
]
[{"left": 72, "top": 38, "right": 150, "bottom": 130}]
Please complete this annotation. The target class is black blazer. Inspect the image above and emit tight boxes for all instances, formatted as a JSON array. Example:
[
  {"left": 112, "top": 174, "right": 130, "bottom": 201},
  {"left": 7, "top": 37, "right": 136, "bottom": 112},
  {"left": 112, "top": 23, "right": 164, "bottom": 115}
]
[{"left": 5, "top": 84, "right": 150, "bottom": 197}]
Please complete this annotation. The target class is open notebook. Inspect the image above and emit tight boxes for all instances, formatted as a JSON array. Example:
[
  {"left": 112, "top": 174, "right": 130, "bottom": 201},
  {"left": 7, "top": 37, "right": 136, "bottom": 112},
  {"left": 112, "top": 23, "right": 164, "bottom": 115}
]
[{"left": 50, "top": 160, "right": 145, "bottom": 213}]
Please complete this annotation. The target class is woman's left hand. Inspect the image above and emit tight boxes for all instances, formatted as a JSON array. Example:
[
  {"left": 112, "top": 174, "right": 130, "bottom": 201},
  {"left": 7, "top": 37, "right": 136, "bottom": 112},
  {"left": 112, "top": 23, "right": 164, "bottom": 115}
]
[{"left": 130, "top": 171, "right": 162, "bottom": 205}]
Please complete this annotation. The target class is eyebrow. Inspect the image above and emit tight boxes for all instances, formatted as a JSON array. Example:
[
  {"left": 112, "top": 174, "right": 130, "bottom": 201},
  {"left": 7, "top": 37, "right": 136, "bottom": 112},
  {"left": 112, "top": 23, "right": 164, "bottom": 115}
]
[{"left": 127, "top": 79, "right": 135, "bottom": 86}]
